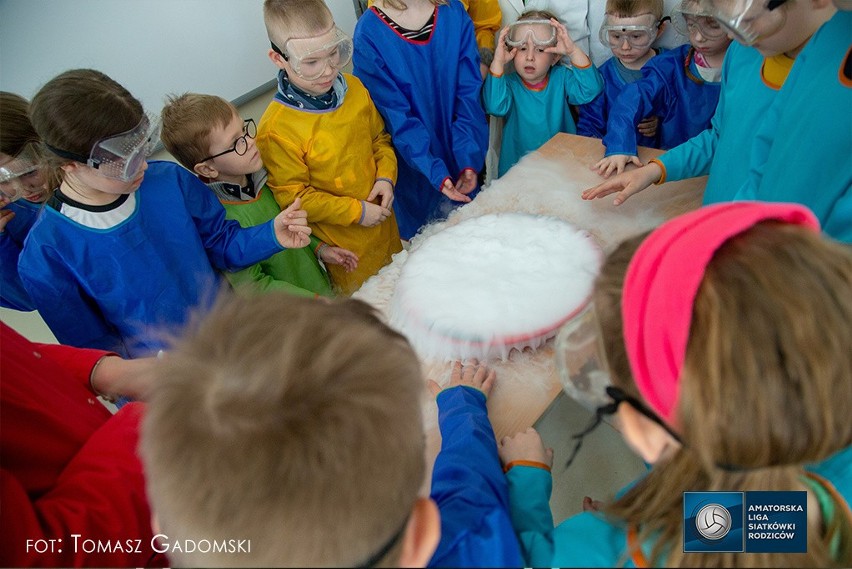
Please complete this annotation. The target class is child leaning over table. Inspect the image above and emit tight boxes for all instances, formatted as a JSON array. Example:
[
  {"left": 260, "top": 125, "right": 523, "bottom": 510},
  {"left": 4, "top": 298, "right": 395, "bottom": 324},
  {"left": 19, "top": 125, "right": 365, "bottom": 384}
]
[
  {"left": 160, "top": 92, "right": 358, "bottom": 298},
  {"left": 257, "top": 0, "right": 402, "bottom": 295},
  {"left": 483, "top": 10, "right": 603, "bottom": 177}
]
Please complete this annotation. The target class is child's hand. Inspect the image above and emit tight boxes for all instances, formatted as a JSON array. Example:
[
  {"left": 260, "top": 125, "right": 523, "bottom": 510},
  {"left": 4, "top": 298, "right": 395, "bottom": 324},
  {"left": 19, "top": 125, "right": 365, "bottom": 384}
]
[
  {"left": 593, "top": 154, "right": 643, "bottom": 178},
  {"left": 637, "top": 116, "right": 659, "bottom": 137},
  {"left": 499, "top": 427, "right": 554, "bottom": 469},
  {"left": 490, "top": 27, "right": 517, "bottom": 75},
  {"left": 581, "top": 161, "right": 664, "bottom": 205},
  {"left": 545, "top": 18, "right": 591, "bottom": 67},
  {"left": 582, "top": 496, "right": 605, "bottom": 512},
  {"left": 0, "top": 196, "right": 15, "bottom": 233},
  {"left": 428, "top": 359, "right": 496, "bottom": 399},
  {"left": 440, "top": 178, "right": 472, "bottom": 203},
  {"left": 359, "top": 200, "right": 392, "bottom": 227},
  {"left": 273, "top": 197, "right": 312, "bottom": 248},
  {"left": 454, "top": 169, "right": 478, "bottom": 195},
  {"left": 367, "top": 179, "right": 394, "bottom": 209},
  {"left": 319, "top": 245, "right": 359, "bottom": 272}
]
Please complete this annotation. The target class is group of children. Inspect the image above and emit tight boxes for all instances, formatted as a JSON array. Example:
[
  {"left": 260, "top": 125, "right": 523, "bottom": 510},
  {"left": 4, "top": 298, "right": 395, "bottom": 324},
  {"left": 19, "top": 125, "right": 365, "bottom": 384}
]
[{"left": 1, "top": 0, "right": 851, "bottom": 566}]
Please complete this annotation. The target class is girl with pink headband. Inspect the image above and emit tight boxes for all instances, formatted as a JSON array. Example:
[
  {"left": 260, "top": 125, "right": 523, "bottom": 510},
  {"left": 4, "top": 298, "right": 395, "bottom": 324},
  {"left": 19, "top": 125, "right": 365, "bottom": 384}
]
[{"left": 499, "top": 201, "right": 852, "bottom": 567}]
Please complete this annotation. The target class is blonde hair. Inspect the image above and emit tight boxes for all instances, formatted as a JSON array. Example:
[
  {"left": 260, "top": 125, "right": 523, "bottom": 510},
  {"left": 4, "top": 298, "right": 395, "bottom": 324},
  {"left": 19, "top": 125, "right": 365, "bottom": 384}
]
[
  {"left": 605, "top": 0, "right": 664, "bottom": 20},
  {"left": 594, "top": 223, "right": 852, "bottom": 567},
  {"left": 140, "top": 293, "right": 427, "bottom": 567},
  {"left": 517, "top": 9, "right": 560, "bottom": 23},
  {"left": 263, "top": 0, "right": 334, "bottom": 50},
  {"left": 378, "top": 0, "right": 448, "bottom": 11},
  {"left": 160, "top": 93, "right": 236, "bottom": 170}
]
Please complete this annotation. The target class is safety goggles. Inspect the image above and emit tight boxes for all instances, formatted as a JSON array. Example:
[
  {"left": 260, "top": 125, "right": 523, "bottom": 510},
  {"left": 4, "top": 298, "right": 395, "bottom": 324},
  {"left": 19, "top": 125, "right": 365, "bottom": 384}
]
[
  {"left": 554, "top": 302, "right": 683, "bottom": 467},
  {"left": 599, "top": 14, "right": 666, "bottom": 50},
  {"left": 672, "top": 2, "right": 728, "bottom": 39},
  {"left": 271, "top": 27, "right": 353, "bottom": 80},
  {"left": 505, "top": 19, "right": 557, "bottom": 48},
  {"left": 697, "top": 0, "right": 788, "bottom": 45},
  {"left": 0, "top": 144, "right": 44, "bottom": 202},
  {"left": 46, "top": 114, "right": 160, "bottom": 182}
]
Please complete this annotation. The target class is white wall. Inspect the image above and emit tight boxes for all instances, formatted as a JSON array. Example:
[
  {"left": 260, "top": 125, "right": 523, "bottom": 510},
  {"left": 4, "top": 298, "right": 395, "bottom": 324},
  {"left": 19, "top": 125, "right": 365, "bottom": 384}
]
[{"left": 0, "top": 0, "right": 359, "bottom": 113}]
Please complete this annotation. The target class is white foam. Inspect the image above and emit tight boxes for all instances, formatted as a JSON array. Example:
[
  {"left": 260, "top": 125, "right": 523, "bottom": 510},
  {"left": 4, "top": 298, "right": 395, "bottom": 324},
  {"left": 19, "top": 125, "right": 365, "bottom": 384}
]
[{"left": 390, "top": 213, "right": 601, "bottom": 361}]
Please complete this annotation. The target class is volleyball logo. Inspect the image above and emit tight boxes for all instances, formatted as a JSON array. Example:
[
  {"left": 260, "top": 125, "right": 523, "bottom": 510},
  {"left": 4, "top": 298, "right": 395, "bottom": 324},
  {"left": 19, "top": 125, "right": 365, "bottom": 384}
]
[{"left": 695, "top": 504, "right": 732, "bottom": 540}]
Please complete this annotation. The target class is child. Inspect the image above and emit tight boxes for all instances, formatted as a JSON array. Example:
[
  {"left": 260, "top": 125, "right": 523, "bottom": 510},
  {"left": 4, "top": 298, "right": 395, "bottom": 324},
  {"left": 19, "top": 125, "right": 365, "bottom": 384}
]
[
  {"left": 353, "top": 0, "right": 489, "bottom": 240},
  {"left": 258, "top": 0, "right": 402, "bottom": 295},
  {"left": 140, "top": 293, "right": 522, "bottom": 567},
  {"left": 728, "top": 2, "right": 851, "bottom": 242},
  {"left": 161, "top": 93, "right": 359, "bottom": 298},
  {"left": 576, "top": 0, "right": 669, "bottom": 151},
  {"left": 483, "top": 11, "right": 603, "bottom": 177},
  {"left": 592, "top": 0, "right": 730, "bottom": 177},
  {"left": 583, "top": 0, "right": 837, "bottom": 206},
  {"left": 20, "top": 69, "right": 311, "bottom": 358},
  {"left": 499, "top": 202, "right": 852, "bottom": 567},
  {"left": 0, "top": 92, "right": 49, "bottom": 311}
]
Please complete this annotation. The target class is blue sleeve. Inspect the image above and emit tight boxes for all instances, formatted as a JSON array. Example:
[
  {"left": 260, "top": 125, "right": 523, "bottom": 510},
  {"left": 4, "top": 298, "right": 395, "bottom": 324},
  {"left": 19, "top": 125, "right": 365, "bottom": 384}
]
[
  {"left": 353, "top": 32, "right": 452, "bottom": 191},
  {"left": 19, "top": 237, "right": 127, "bottom": 355},
  {"left": 451, "top": 17, "right": 489, "bottom": 173},
  {"left": 564, "top": 64, "right": 605, "bottom": 106},
  {"left": 428, "top": 386, "right": 523, "bottom": 568},
  {"left": 577, "top": 90, "right": 608, "bottom": 139},
  {"left": 173, "top": 165, "right": 284, "bottom": 272},
  {"left": 505, "top": 465, "right": 559, "bottom": 565},
  {"left": 0, "top": 234, "right": 35, "bottom": 311},
  {"left": 482, "top": 73, "right": 513, "bottom": 117},
  {"left": 602, "top": 71, "right": 669, "bottom": 157}
]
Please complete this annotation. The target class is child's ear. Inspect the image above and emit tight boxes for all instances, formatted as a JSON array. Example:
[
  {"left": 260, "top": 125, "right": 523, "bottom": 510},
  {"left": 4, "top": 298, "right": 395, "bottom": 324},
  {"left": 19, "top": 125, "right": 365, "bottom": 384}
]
[
  {"left": 268, "top": 49, "right": 288, "bottom": 71},
  {"left": 656, "top": 19, "right": 667, "bottom": 40},
  {"left": 193, "top": 161, "right": 217, "bottom": 179},
  {"left": 397, "top": 497, "right": 440, "bottom": 568}
]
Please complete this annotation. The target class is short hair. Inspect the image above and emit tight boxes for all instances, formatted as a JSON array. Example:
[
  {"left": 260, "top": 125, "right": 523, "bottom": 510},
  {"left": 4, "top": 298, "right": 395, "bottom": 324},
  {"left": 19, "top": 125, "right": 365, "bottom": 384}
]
[
  {"left": 140, "top": 293, "right": 427, "bottom": 567},
  {"left": 517, "top": 9, "right": 560, "bottom": 23},
  {"left": 29, "top": 69, "right": 143, "bottom": 189},
  {"left": 0, "top": 92, "right": 39, "bottom": 157},
  {"left": 160, "top": 93, "right": 236, "bottom": 170},
  {"left": 604, "top": 0, "right": 664, "bottom": 20},
  {"left": 263, "top": 0, "right": 334, "bottom": 50}
]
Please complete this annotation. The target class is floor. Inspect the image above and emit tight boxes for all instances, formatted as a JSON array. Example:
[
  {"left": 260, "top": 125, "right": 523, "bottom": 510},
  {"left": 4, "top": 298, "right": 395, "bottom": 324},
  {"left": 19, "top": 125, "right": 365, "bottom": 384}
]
[{"left": 4, "top": 85, "right": 647, "bottom": 528}]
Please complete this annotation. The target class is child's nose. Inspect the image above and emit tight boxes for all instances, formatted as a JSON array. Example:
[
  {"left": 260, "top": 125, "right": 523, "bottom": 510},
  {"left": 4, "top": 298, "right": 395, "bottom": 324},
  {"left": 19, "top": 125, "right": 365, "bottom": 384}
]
[{"left": 621, "top": 38, "right": 631, "bottom": 50}]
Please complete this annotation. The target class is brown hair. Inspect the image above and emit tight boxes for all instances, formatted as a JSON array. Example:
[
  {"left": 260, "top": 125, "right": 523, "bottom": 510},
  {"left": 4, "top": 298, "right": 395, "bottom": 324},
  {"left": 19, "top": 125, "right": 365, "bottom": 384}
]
[
  {"left": 29, "top": 69, "right": 143, "bottom": 189},
  {"left": 594, "top": 223, "right": 852, "bottom": 567},
  {"left": 517, "top": 9, "right": 560, "bottom": 23},
  {"left": 605, "top": 0, "right": 664, "bottom": 20},
  {"left": 140, "top": 293, "right": 427, "bottom": 567},
  {"left": 263, "top": 0, "right": 334, "bottom": 50},
  {"left": 160, "top": 93, "right": 236, "bottom": 170},
  {"left": 0, "top": 92, "right": 40, "bottom": 157}
]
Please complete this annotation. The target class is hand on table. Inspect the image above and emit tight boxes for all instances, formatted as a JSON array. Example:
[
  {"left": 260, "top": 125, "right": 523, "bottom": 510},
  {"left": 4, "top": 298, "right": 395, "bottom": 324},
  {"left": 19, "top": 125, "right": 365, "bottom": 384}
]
[
  {"left": 592, "top": 154, "right": 643, "bottom": 178},
  {"left": 582, "top": 161, "right": 663, "bottom": 206},
  {"left": 428, "top": 359, "right": 496, "bottom": 398},
  {"left": 498, "top": 427, "right": 554, "bottom": 469}
]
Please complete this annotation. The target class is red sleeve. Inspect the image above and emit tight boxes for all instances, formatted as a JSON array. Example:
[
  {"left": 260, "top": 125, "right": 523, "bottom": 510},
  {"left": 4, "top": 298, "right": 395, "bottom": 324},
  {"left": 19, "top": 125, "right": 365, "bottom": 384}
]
[
  {"left": 33, "top": 342, "right": 116, "bottom": 395},
  {"left": 0, "top": 403, "right": 167, "bottom": 567}
]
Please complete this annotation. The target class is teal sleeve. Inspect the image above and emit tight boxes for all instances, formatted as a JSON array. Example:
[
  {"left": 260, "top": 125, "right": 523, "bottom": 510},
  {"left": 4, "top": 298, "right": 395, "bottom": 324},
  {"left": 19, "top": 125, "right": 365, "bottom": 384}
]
[
  {"left": 564, "top": 64, "right": 604, "bottom": 106},
  {"left": 506, "top": 465, "right": 558, "bottom": 565},
  {"left": 482, "top": 72, "right": 513, "bottom": 117}
]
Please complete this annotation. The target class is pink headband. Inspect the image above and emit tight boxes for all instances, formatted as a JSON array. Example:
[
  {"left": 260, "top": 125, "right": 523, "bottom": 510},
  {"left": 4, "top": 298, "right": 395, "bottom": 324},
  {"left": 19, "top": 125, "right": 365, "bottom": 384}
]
[{"left": 622, "top": 202, "right": 820, "bottom": 425}]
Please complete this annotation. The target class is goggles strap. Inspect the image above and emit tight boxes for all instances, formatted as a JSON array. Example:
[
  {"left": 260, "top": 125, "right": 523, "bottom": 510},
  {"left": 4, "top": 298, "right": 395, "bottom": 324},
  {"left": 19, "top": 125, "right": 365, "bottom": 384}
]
[
  {"left": 564, "top": 401, "right": 619, "bottom": 468},
  {"left": 44, "top": 143, "right": 90, "bottom": 166},
  {"left": 270, "top": 41, "right": 289, "bottom": 61}
]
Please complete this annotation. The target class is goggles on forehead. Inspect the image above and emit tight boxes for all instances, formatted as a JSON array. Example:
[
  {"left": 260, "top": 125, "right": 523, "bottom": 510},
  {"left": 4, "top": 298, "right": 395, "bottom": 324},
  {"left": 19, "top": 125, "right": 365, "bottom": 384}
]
[
  {"left": 554, "top": 302, "right": 683, "bottom": 467},
  {"left": 0, "top": 144, "right": 43, "bottom": 202},
  {"left": 599, "top": 15, "right": 666, "bottom": 50},
  {"left": 271, "top": 27, "right": 353, "bottom": 80},
  {"left": 672, "top": 1, "right": 728, "bottom": 39},
  {"left": 46, "top": 114, "right": 160, "bottom": 182},
  {"left": 697, "top": 0, "right": 788, "bottom": 45},
  {"left": 505, "top": 19, "right": 557, "bottom": 48}
]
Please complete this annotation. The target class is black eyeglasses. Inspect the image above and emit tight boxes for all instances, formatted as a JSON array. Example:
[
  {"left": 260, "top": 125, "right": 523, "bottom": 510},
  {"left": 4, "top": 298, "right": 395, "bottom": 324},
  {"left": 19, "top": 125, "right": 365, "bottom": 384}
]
[
  {"left": 200, "top": 118, "right": 257, "bottom": 162},
  {"left": 564, "top": 386, "right": 683, "bottom": 468}
]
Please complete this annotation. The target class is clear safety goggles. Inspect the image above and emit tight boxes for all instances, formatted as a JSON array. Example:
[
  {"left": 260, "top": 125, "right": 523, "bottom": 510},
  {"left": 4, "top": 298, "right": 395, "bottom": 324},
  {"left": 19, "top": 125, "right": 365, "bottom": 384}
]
[
  {"left": 0, "top": 144, "right": 44, "bottom": 202},
  {"left": 671, "top": 2, "right": 728, "bottom": 39},
  {"left": 697, "top": 0, "right": 788, "bottom": 45},
  {"left": 46, "top": 114, "right": 160, "bottom": 182},
  {"left": 599, "top": 15, "right": 666, "bottom": 50},
  {"left": 505, "top": 19, "right": 557, "bottom": 48},
  {"left": 553, "top": 302, "right": 683, "bottom": 467},
  {"left": 272, "top": 27, "right": 353, "bottom": 80}
]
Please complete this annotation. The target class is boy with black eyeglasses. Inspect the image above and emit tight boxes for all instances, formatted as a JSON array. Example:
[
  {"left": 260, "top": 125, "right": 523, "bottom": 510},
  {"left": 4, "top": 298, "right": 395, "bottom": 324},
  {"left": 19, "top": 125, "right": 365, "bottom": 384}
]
[{"left": 161, "top": 92, "right": 357, "bottom": 298}]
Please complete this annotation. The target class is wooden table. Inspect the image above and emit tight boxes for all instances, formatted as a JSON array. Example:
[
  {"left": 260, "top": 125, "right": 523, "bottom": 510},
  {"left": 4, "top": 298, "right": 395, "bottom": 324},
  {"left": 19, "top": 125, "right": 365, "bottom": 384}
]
[{"left": 354, "top": 133, "right": 705, "bottom": 471}]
